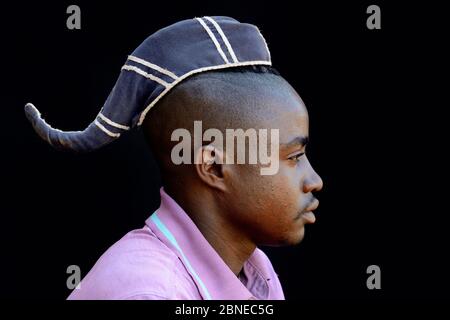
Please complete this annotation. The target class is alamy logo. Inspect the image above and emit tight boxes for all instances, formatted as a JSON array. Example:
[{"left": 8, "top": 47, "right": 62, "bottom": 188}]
[
  {"left": 366, "top": 265, "right": 381, "bottom": 289},
  {"left": 66, "top": 265, "right": 81, "bottom": 290},
  {"left": 66, "top": 5, "right": 81, "bottom": 30},
  {"left": 171, "top": 121, "right": 280, "bottom": 175},
  {"left": 366, "top": 5, "right": 381, "bottom": 30}
]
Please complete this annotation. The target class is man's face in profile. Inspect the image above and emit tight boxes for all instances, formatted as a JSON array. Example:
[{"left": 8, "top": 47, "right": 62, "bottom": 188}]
[
  {"left": 222, "top": 92, "right": 323, "bottom": 247},
  {"left": 145, "top": 69, "right": 323, "bottom": 248}
]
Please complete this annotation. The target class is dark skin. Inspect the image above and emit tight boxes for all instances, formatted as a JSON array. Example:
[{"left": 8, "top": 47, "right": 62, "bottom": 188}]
[{"left": 143, "top": 68, "right": 323, "bottom": 276}]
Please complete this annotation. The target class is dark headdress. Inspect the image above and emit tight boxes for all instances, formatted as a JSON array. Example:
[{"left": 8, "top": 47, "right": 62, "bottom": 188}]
[{"left": 25, "top": 16, "right": 271, "bottom": 152}]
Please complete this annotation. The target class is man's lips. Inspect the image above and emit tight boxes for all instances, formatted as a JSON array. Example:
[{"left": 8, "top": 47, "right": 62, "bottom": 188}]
[
  {"left": 298, "top": 199, "right": 319, "bottom": 224},
  {"left": 304, "top": 199, "right": 319, "bottom": 212}
]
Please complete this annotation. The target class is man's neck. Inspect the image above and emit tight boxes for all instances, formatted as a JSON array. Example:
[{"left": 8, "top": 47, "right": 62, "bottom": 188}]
[
  {"left": 193, "top": 214, "right": 256, "bottom": 276},
  {"left": 165, "top": 185, "right": 256, "bottom": 276}
]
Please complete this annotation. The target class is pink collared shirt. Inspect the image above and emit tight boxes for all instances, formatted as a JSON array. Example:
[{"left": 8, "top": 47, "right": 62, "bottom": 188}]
[{"left": 68, "top": 188, "right": 285, "bottom": 300}]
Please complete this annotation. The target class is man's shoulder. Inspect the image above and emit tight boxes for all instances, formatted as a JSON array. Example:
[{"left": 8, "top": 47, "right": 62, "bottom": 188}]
[{"left": 68, "top": 226, "right": 187, "bottom": 300}]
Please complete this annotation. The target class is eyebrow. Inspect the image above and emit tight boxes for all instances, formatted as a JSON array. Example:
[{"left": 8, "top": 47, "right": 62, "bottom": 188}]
[{"left": 281, "top": 136, "right": 309, "bottom": 149}]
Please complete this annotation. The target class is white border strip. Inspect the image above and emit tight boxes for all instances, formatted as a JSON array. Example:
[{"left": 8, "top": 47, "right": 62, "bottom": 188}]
[
  {"left": 122, "top": 65, "right": 169, "bottom": 87},
  {"left": 195, "top": 17, "right": 229, "bottom": 64},
  {"left": 94, "top": 120, "right": 121, "bottom": 138},
  {"left": 128, "top": 55, "right": 179, "bottom": 80},
  {"left": 98, "top": 113, "right": 130, "bottom": 131},
  {"left": 204, "top": 16, "right": 238, "bottom": 63},
  {"left": 138, "top": 60, "right": 272, "bottom": 126}
]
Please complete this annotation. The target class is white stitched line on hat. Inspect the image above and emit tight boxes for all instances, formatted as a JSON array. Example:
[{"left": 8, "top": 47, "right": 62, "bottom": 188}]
[
  {"left": 127, "top": 55, "right": 179, "bottom": 80},
  {"left": 94, "top": 120, "right": 121, "bottom": 138},
  {"left": 121, "top": 65, "right": 169, "bottom": 87},
  {"left": 138, "top": 60, "right": 272, "bottom": 126},
  {"left": 98, "top": 113, "right": 130, "bottom": 131},
  {"left": 195, "top": 17, "right": 230, "bottom": 64},
  {"left": 204, "top": 16, "right": 238, "bottom": 63}
]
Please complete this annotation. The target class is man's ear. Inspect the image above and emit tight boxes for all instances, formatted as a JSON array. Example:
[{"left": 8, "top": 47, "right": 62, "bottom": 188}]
[{"left": 194, "top": 145, "right": 227, "bottom": 191}]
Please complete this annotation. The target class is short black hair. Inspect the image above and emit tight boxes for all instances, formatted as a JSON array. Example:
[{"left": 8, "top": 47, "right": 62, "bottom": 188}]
[{"left": 213, "top": 65, "right": 280, "bottom": 76}]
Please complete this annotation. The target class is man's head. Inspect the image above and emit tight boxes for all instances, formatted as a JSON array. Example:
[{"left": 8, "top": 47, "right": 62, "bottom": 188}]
[
  {"left": 24, "top": 16, "right": 321, "bottom": 246},
  {"left": 145, "top": 65, "right": 323, "bottom": 246}
]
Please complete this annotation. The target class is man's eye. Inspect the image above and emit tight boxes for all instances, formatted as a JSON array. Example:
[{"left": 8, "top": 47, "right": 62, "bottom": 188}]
[{"left": 289, "top": 152, "right": 305, "bottom": 162}]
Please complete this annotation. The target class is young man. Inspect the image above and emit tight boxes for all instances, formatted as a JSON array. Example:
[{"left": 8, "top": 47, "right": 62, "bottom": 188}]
[{"left": 25, "top": 16, "right": 322, "bottom": 300}]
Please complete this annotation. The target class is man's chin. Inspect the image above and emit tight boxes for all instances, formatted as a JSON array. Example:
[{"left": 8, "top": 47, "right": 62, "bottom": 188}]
[
  {"left": 258, "top": 225, "right": 307, "bottom": 246},
  {"left": 291, "top": 227, "right": 306, "bottom": 245},
  {"left": 271, "top": 227, "right": 306, "bottom": 246}
]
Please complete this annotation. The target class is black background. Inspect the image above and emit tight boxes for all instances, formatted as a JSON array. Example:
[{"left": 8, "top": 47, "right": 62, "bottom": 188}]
[{"left": 2, "top": 0, "right": 448, "bottom": 301}]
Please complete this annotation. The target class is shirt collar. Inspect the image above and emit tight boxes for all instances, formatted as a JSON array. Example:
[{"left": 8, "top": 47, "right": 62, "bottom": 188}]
[{"left": 145, "top": 187, "right": 272, "bottom": 300}]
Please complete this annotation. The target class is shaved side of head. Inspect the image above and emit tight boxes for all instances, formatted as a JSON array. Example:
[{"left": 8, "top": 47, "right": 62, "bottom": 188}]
[{"left": 142, "top": 66, "right": 301, "bottom": 187}]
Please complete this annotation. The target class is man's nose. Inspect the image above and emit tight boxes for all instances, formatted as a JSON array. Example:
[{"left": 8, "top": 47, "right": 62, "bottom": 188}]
[{"left": 303, "top": 160, "right": 323, "bottom": 193}]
